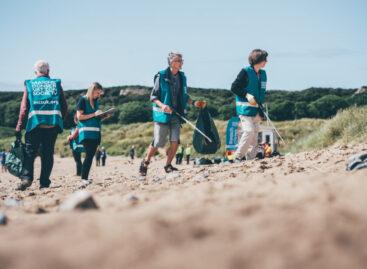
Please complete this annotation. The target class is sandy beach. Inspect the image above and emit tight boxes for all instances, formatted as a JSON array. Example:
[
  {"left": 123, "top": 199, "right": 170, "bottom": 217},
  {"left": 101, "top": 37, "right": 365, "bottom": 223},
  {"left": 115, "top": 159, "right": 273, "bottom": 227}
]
[{"left": 1, "top": 143, "right": 367, "bottom": 269}]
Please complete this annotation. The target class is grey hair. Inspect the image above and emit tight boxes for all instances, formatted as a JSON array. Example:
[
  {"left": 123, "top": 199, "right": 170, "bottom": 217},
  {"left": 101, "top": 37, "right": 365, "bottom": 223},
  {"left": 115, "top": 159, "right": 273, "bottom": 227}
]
[
  {"left": 34, "top": 60, "right": 50, "bottom": 74},
  {"left": 167, "top": 52, "right": 183, "bottom": 66}
]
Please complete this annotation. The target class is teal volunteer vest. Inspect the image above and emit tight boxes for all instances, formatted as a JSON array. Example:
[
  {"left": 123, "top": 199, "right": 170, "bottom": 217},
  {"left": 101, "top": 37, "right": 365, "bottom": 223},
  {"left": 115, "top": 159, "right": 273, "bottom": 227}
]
[
  {"left": 77, "top": 96, "right": 101, "bottom": 143},
  {"left": 25, "top": 76, "right": 63, "bottom": 132},
  {"left": 235, "top": 66, "right": 267, "bottom": 117},
  {"left": 152, "top": 69, "right": 189, "bottom": 123}
]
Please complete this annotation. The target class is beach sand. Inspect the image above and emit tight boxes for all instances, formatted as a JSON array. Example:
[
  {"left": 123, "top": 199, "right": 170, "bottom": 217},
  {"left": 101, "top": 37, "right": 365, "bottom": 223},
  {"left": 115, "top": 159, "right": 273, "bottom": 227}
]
[{"left": 1, "top": 143, "right": 367, "bottom": 269}]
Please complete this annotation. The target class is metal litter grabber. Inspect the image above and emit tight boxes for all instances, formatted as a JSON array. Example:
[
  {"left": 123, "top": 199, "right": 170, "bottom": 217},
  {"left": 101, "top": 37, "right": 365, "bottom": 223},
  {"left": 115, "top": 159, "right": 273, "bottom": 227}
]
[{"left": 172, "top": 109, "right": 213, "bottom": 143}]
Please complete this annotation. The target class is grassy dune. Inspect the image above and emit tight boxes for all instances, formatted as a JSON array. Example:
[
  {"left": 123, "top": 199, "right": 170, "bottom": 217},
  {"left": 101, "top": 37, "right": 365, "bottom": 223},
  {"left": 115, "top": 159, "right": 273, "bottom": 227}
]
[
  {"left": 287, "top": 106, "right": 367, "bottom": 152},
  {"left": 1, "top": 106, "right": 366, "bottom": 157}
]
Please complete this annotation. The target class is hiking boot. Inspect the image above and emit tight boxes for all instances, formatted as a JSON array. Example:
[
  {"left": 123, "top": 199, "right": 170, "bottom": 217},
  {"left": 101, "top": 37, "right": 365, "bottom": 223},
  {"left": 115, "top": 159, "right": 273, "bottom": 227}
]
[
  {"left": 164, "top": 164, "right": 178, "bottom": 173},
  {"left": 16, "top": 179, "right": 32, "bottom": 191},
  {"left": 139, "top": 160, "right": 150, "bottom": 176}
]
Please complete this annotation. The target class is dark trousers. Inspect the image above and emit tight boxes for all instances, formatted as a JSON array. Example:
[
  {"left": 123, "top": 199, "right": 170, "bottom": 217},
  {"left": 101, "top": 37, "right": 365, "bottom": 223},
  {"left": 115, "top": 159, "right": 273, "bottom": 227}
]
[
  {"left": 186, "top": 155, "right": 190, "bottom": 164},
  {"left": 21, "top": 127, "right": 58, "bottom": 186},
  {"left": 72, "top": 150, "right": 82, "bottom": 176},
  {"left": 81, "top": 139, "right": 99, "bottom": 180},
  {"left": 102, "top": 157, "right": 106, "bottom": 166}
]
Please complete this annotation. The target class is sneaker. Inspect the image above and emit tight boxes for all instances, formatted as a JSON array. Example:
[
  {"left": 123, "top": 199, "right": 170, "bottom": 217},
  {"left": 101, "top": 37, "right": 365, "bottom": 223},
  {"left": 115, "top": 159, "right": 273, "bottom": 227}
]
[
  {"left": 164, "top": 164, "right": 178, "bottom": 173},
  {"left": 16, "top": 179, "right": 32, "bottom": 191},
  {"left": 79, "top": 179, "right": 92, "bottom": 189},
  {"left": 234, "top": 157, "right": 246, "bottom": 163},
  {"left": 39, "top": 179, "right": 51, "bottom": 189},
  {"left": 139, "top": 160, "right": 150, "bottom": 176}
]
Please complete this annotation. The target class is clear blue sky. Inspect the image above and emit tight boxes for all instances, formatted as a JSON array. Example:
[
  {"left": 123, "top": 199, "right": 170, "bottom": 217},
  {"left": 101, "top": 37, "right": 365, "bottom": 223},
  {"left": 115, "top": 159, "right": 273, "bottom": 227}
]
[{"left": 0, "top": 0, "right": 366, "bottom": 91}]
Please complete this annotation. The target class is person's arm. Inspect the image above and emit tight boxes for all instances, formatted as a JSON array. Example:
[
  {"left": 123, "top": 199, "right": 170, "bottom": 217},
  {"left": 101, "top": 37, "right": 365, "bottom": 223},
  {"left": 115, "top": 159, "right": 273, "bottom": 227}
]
[
  {"left": 150, "top": 74, "right": 173, "bottom": 113},
  {"left": 231, "top": 69, "right": 249, "bottom": 97},
  {"left": 15, "top": 88, "right": 29, "bottom": 132},
  {"left": 67, "top": 128, "right": 79, "bottom": 141},
  {"left": 259, "top": 72, "right": 267, "bottom": 104},
  {"left": 150, "top": 74, "right": 160, "bottom": 102},
  {"left": 59, "top": 85, "right": 68, "bottom": 119}
]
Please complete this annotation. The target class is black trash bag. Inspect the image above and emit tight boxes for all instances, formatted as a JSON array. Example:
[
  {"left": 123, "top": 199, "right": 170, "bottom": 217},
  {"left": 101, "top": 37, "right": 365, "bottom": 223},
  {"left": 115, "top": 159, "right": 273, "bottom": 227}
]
[
  {"left": 5, "top": 140, "right": 25, "bottom": 178},
  {"left": 193, "top": 107, "right": 221, "bottom": 154},
  {"left": 346, "top": 152, "right": 367, "bottom": 171}
]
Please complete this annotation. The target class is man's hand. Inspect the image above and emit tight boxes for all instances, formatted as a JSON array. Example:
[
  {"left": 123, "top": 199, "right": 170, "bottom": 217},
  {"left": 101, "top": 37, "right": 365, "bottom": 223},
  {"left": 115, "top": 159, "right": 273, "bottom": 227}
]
[
  {"left": 194, "top": 100, "right": 207, "bottom": 108},
  {"left": 161, "top": 104, "right": 173, "bottom": 114},
  {"left": 246, "top": 93, "right": 257, "bottom": 106},
  {"left": 15, "top": 130, "right": 22, "bottom": 141}
]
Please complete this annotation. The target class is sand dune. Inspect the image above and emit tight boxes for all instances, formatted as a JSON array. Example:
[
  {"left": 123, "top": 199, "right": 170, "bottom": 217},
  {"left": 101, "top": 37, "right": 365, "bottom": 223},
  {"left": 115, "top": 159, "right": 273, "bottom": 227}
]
[{"left": 1, "top": 144, "right": 367, "bottom": 269}]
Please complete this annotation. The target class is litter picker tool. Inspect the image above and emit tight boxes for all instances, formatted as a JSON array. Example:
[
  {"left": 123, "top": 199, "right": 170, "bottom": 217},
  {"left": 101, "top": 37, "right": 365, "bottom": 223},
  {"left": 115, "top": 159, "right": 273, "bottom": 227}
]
[{"left": 258, "top": 103, "right": 286, "bottom": 145}]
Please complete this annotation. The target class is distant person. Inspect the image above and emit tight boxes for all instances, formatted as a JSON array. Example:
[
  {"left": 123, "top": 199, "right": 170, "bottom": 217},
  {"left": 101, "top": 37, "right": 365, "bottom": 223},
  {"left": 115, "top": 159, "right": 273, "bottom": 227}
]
[
  {"left": 263, "top": 142, "right": 272, "bottom": 158},
  {"left": 76, "top": 82, "right": 105, "bottom": 184},
  {"left": 231, "top": 49, "right": 268, "bottom": 162},
  {"left": 95, "top": 147, "right": 101, "bottom": 166},
  {"left": 176, "top": 145, "right": 184, "bottom": 165},
  {"left": 0, "top": 150, "right": 7, "bottom": 173},
  {"left": 185, "top": 144, "right": 192, "bottom": 164},
  {"left": 15, "top": 60, "right": 68, "bottom": 190},
  {"left": 139, "top": 52, "right": 206, "bottom": 176},
  {"left": 129, "top": 145, "right": 135, "bottom": 160},
  {"left": 256, "top": 144, "right": 265, "bottom": 159},
  {"left": 101, "top": 147, "right": 107, "bottom": 166},
  {"left": 67, "top": 115, "right": 85, "bottom": 176}
]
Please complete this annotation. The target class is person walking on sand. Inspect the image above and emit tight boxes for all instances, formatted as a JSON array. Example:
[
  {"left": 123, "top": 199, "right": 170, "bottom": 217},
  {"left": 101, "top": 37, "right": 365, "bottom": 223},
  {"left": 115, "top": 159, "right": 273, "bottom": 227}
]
[
  {"left": 139, "top": 52, "right": 206, "bottom": 176},
  {"left": 185, "top": 144, "right": 192, "bottom": 165},
  {"left": 15, "top": 60, "right": 68, "bottom": 190},
  {"left": 95, "top": 147, "right": 101, "bottom": 166},
  {"left": 230, "top": 49, "right": 268, "bottom": 162},
  {"left": 176, "top": 145, "right": 183, "bottom": 165},
  {"left": 129, "top": 145, "right": 135, "bottom": 160},
  {"left": 76, "top": 82, "right": 106, "bottom": 184},
  {"left": 101, "top": 147, "right": 107, "bottom": 166},
  {"left": 0, "top": 150, "right": 7, "bottom": 173}
]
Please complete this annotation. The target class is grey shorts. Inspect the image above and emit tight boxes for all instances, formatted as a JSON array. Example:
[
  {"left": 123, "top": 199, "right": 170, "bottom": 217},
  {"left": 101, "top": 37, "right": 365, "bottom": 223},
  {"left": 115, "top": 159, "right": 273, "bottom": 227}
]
[{"left": 152, "top": 116, "right": 181, "bottom": 148}]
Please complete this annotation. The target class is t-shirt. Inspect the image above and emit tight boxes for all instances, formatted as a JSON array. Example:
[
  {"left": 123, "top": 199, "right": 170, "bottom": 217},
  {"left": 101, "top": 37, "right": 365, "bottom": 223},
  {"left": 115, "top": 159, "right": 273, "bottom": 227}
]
[
  {"left": 76, "top": 96, "right": 98, "bottom": 113},
  {"left": 150, "top": 72, "right": 182, "bottom": 111}
]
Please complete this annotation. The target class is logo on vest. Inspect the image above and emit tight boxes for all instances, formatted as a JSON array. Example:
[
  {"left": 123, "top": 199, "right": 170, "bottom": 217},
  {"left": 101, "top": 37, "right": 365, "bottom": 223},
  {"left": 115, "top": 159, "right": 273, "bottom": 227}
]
[{"left": 32, "top": 81, "right": 58, "bottom": 96}]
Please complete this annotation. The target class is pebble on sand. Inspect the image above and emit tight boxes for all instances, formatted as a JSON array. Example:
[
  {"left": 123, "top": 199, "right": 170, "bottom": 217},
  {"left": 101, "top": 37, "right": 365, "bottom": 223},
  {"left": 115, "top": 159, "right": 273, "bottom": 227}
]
[{"left": 59, "top": 191, "right": 99, "bottom": 211}]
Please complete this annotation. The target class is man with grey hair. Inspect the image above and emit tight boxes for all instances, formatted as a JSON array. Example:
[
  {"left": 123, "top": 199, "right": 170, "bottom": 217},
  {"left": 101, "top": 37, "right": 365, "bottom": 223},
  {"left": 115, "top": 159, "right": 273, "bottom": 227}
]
[
  {"left": 139, "top": 52, "right": 206, "bottom": 176},
  {"left": 15, "top": 60, "right": 68, "bottom": 191}
]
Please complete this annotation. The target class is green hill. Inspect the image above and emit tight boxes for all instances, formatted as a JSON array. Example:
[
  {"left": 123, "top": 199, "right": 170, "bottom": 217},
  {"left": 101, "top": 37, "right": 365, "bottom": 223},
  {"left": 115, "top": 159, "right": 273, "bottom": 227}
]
[
  {"left": 1, "top": 85, "right": 367, "bottom": 130},
  {"left": 2, "top": 106, "right": 366, "bottom": 158}
]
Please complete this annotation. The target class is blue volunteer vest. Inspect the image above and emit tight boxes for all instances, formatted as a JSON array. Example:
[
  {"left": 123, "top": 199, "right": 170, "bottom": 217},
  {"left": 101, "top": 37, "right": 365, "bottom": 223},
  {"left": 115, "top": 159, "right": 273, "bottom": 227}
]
[
  {"left": 152, "top": 69, "right": 189, "bottom": 123},
  {"left": 77, "top": 96, "right": 101, "bottom": 143},
  {"left": 235, "top": 66, "right": 267, "bottom": 117},
  {"left": 25, "top": 76, "right": 63, "bottom": 133},
  {"left": 70, "top": 128, "right": 85, "bottom": 153}
]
